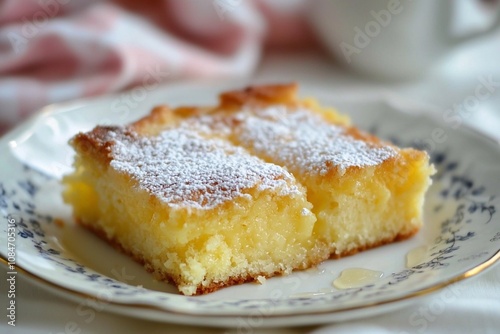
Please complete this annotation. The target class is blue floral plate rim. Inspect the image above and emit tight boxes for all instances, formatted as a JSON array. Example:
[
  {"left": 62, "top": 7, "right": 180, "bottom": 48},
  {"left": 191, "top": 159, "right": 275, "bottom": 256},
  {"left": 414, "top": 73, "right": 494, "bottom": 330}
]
[{"left": 1, "top": 83, "right": 499, "bottom": 327}]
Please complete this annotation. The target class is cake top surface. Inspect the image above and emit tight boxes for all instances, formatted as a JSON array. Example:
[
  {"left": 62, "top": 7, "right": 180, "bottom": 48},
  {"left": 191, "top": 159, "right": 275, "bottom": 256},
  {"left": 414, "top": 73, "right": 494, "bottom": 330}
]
[
  {"left": 93, "top": 127, "right": 299, "bottom": 210},
  {"left": 187, "top": 105, "right": 397, "bottom": 176}
]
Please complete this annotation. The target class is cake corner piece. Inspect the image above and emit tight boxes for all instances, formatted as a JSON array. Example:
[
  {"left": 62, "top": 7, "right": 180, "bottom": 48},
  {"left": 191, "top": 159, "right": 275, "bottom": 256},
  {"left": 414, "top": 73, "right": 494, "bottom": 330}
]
[{"left": 62, "top": 116, "right": 329, "bottom": 296}]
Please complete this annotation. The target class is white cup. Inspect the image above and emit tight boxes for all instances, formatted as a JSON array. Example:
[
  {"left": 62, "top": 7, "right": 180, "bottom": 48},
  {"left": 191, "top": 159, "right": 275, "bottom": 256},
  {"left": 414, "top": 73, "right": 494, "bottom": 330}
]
[{"left": 309, "top": 0, "right": 500, "bottom": 79}]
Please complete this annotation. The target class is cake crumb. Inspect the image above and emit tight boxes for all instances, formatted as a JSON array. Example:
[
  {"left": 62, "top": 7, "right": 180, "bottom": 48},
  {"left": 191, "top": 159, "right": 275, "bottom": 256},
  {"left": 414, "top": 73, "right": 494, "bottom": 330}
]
[
  {"left": 301, "top": 208, "right": 312, "bottom": 216},
  {"left": 256, "top": 276, "right": 266, "bottom": 285},
  {"left": 53, "top": 218, "right": 65, "bottom": 228}
]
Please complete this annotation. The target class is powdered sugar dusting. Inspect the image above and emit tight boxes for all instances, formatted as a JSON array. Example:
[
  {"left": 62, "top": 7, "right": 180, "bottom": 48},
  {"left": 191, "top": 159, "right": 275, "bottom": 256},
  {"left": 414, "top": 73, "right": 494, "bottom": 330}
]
[
  {"left": 107, "top": 128, "right": 300, "bottom": 209},
  {"left": 235, "top": 106, "right": 397, "bottom": 175}
]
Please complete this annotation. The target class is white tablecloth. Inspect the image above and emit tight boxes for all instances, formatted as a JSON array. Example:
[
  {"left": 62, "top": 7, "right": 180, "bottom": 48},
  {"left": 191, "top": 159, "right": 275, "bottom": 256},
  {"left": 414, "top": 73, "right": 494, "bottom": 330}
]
[{"left": 2, "top": 51, "right": 500, "bottom": 333}]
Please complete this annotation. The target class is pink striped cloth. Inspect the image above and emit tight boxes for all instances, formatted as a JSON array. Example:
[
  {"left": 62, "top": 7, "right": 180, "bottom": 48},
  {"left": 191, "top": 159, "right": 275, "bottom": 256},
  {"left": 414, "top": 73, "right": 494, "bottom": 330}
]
[{"left": 0, "top": 0, "right": 316, "bottom": 133}]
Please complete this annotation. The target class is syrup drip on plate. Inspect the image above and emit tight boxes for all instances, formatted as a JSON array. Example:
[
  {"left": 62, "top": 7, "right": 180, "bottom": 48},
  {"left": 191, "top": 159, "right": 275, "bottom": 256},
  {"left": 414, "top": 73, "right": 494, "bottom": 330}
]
[
  {"left": 333, "top": 268, "right": 384, "bottom": 289},
  {"left": 406, "top": 245, "right": 429, "bottom": 268},
  {"left": 289, "top": 291, "right": 328, "bottom": 299}
]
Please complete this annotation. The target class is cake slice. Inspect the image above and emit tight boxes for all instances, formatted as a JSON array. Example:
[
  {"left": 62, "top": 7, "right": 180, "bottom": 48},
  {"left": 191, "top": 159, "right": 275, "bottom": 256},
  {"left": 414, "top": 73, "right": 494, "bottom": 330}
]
[
  {"left": 217, "top": 84, "right": 435, "bottom": 256},
  {"left": 62, "top": 124, "right": 328, "bottom": 295},
  {"left": 63, "top": 83, "right": 435, "bottom": 295},
  {"left": 141, "top": 83, "right": 435, "bottom": 257}
]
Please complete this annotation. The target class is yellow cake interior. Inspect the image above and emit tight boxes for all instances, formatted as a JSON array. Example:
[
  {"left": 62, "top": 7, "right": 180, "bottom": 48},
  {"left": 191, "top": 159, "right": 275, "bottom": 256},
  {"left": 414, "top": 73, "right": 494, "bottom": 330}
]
[
  {"left": 301, "top": 150, "right": 433, "bottom": 256},
  {"left": 216, "top": 103, "right": 435, "bottom": 256}
]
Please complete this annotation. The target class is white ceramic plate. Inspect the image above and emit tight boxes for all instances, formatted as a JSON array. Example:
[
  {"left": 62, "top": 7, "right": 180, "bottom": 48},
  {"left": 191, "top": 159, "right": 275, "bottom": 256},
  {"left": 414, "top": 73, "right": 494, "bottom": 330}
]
[{"left": 1, "top": 82, "right": 499, "bottom": 328}]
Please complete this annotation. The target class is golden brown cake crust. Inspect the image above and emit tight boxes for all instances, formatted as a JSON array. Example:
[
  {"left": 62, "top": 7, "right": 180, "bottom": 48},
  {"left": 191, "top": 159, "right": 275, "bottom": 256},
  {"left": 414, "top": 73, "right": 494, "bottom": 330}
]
[
  {"left": 70, "top": 126, "right": 133, "bottom": 165},
  {"left": 219, "top": 82, "right": 299, "bottom": 108}
]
